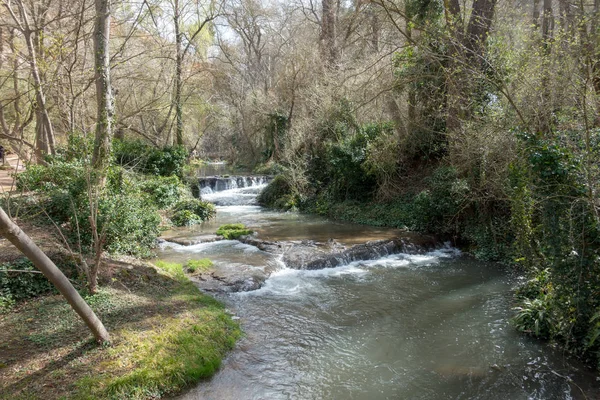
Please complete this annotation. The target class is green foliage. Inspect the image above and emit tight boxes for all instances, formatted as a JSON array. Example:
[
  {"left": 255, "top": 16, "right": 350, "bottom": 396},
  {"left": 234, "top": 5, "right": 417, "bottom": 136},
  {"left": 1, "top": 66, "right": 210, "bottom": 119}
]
[
  {"left": 263, "top": 111, "right": 288, "bottom": 162},
  {"left": 393, "top": 42, "right": 447, "bottom": 160},
  {"left": 411, "top": 167, "right": 470, "bottom": 234},
  {"left": 112, "top": 139, "right": 189, "bottom": 177},
  {"left": 512, "top": 296, "right": 554, "bottom": 339},
  {"left": 257, "top": 175, "right": 295, "bottom": 210},
  {"left": 185, "top": 258, "right": 213, "bottom": 273},
  {"left": 253, "top": 161, "right": 285, "bottom": 175},
  {"left": 305, "top": 107, "right": 395, "bottom": 203},
  {"left": 171, "top": 210, "right": 203, "bottom": 227},
  {"left": 505, "top": 131, "right": 600, "bottom": 363},
  {"left": 0, "top": 259, "right": 56, "bottom": 307},
  {"left": 138, "top": 175, "right": 187, "bottom": 209},
  {"left": 15, "top": 162, "right": 162, "bottom": 257},
  {"left": 216, "top": 224, "right": 253, "bottom": 240},
  {"left": 171, "top": 199, "right": 216, "bottom": 226}
]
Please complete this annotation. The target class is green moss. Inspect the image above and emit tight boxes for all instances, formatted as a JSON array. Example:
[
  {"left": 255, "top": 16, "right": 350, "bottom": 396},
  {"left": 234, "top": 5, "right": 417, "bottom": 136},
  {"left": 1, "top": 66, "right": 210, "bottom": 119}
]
[
  {"left": 185, "top": 259, "right": 213, "bottom": 273},
  {"left": 76, "top": 283, "right": 240, "bottom": 399},
  {"left": 153, "top": 260, "right": 186, "bottom": 281},
  {"left": 216, "top": 224, "right": 253, "bottom": 240}
]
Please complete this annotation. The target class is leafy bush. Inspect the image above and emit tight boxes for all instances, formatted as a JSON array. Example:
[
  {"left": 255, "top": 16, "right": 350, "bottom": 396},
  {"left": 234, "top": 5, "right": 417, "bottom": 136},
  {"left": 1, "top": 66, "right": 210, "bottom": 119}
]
[
  {"left": 257, "top": 175, "right": 295, "bottom": 210},
  {"left": 138, "top": 175, "right": 187, "bottom": 209},
  {"left": 172, "top": 210, "right": 204, "bottom": 227},
  {"left": 113, "top": 139, "right": 189, "bottom": 177},
  {"left": 411, "top": 166, "right": 470, "bottom": 234},
  {"left": 16, "top": 162, "right": 162, "bottom": 257},
  {"left": 0, "top": 259, "right": 63, "bottom": 307},
  {"left": 512, "top": 296, "right": 554, "bottom": 339},
  {"left": 216, "top": 224, "right": 253, "bottom": 239},
  {"left": 171, "top": 199, "right": 216, "bottom": 227}
]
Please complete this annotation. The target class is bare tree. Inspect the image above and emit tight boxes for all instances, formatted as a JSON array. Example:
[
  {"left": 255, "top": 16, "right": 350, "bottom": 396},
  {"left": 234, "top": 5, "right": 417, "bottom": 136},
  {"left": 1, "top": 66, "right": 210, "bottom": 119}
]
[{"left": 2, "top": 0, "right": 57, "bottom": 161}]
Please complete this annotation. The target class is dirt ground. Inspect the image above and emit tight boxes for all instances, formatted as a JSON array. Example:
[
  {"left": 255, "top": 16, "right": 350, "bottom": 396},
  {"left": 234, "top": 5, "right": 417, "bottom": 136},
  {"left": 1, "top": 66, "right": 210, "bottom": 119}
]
[{"left": 0, "top": 154, "right": 24, "bottom": 193}]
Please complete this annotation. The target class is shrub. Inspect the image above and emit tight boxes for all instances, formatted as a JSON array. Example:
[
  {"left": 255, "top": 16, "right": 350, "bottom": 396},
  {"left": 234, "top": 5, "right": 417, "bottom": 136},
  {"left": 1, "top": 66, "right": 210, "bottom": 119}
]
[
  {"left": 411, "top": 166, "right": 470, "bottom": 234},
  {"left": 216, "top": 224, "right": 253, "bottom": 239},
  {"left": 172, "top": 210, "right": 204, "bottom": 227},
  {"left": 138, "top": 175, "right": 187, "bottom": 209},
  {"left": 16, "top": 162, "right": 162, "bottom": 257},
  {"left": 112, "top": 139, "right": 188, "bottom": 177},
  {"left": 512, "top": 296, "right": 555, "bottom": 339},
  {"left": 257, "top": 175, "right": 294, "bottom": 210},
  {"left": 1, "top": 259, "right": 58, "bottom": 307},
  {"left": 171, "top": 199, "right": 216, "bottom": 227}
]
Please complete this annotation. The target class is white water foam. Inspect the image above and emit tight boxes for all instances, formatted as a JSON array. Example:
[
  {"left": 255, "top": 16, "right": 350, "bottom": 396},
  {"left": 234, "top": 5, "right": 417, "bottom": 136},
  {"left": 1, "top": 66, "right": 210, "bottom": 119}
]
[{"left": 243, "top": 245, "right": 461, "bottom": 297}]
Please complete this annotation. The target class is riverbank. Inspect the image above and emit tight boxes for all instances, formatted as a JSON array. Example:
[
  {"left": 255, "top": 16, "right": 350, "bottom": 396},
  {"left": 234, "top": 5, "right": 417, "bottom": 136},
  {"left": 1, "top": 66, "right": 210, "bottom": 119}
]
[{"left": 0, "top": 252, "right": 240, "bottom": 400}]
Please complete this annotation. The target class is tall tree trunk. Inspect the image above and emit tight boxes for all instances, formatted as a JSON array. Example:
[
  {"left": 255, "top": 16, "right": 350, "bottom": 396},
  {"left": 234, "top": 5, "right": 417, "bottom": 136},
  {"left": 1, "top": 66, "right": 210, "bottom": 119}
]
[
  {"left": 92, "top": 0, "right": 114, "bottom": 171},
  {"left": 533, "top": 0, "right": 541, "bottom": 28},
  {"left": 443, "top": 0, "right": 464, "bottom": 135},
  {"left": 174, "top": 0, "right": 184, "bottom": 146},
  {"left": 538, "top": 0, "right": 554, "bottom": 135},
  {"left": 466, "top": 0, "right": 498, "bottom": 59},
  {"left": 15, "top": 1, "right": 56, "bottom": 160},
  {"left": 0, "top": 207, "right": 110, "bottom": 344},
  {"left": 405, "top": 7, "right": 416, "bottom": 131},
  {"left": 593, "top": 0, "right": 600, "bottom": 127},
  {"left": 32, "top": 4, "right": 53, "bottom": 159},
  {"left": 320, "top": 0, "right": 338, "bottom": 67}
]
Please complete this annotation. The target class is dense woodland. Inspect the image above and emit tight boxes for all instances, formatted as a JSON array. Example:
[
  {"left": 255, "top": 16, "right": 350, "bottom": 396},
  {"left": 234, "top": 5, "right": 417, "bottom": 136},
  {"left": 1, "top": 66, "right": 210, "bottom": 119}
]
[{"left": 1, "top": 0, "right": 600, "bottom": 374}]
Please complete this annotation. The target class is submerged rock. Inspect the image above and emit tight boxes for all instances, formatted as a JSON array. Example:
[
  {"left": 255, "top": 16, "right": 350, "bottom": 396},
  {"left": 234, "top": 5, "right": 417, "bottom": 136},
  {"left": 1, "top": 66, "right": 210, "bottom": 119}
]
[
  {"left": 176, "top": 234, "right": 439, "bottom": 293},
  {"left": 191, "top": 262, "right": 274, "bottom": 293},
  {"left": 283, "top": 238, "right": 436, "bottom": 270},
  {"left": 239, "top": 235, "right": 439, "bottom": 270}
]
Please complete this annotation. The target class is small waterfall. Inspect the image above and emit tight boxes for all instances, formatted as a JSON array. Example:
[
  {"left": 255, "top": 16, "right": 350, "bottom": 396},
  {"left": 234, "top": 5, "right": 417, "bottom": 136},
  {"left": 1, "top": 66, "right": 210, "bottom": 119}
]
[
  {"left": 192, "top": 175, "right": 272, "bottom": 206},
  {"left": 194, "top": 175, "right": 271, "bottom": 194}
]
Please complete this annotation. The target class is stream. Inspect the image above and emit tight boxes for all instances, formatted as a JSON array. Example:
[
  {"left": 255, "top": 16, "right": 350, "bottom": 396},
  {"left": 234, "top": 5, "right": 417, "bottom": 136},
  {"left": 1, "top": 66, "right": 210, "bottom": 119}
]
[{"left": 159, "top": 169, "right": 599, "bottom": 400}]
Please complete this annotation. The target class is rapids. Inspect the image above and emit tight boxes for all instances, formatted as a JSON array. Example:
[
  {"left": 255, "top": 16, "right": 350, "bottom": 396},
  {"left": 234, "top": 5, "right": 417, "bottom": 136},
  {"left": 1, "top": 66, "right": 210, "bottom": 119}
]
[{"left": 159, "top": 164, "right": 598, "bottom": 400}]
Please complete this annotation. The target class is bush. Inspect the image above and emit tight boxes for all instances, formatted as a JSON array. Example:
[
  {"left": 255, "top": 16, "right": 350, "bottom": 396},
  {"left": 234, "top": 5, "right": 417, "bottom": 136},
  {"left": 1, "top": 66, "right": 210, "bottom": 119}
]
[
  {"left": 216, "top": 224, "right": 253, "bottom": 239},
  {"left": 0, "top": 259, "right": 66, "bottom": 307},
  {"left": 113, "top": 139, "right": 188, "bottom": 177},
  {"left": 16, "top": 162, "right": 162, "bottom": 257},
  {"left": 138, "top": 175, "right": 187, "bottom": 209},
  {"left": 257, "top": 175, "right": 295, "bottom": 210},
  {"left": 170, "top": 199, "right": 216, "bottom": 227},
  {"left": 411, "top": 166, "right": 470, "bottom": 234},
  {"left": 172, "top": 210, "right": 204, "bottom": 227}
]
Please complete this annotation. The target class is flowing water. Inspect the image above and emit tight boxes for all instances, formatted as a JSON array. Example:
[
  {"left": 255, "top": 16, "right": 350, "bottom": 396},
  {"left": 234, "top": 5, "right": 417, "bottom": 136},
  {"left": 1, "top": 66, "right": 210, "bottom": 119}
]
[{"left": 161, "top": 165, "right": 599, "bottom": 400}]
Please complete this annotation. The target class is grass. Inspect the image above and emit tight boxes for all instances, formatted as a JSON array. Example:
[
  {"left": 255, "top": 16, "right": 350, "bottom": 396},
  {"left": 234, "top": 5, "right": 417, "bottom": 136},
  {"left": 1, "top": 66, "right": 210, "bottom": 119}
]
[
  {"left": 216, "top": 223, "right": 253, "bottom": 240},
  {"left": 185, "top": 259, "right": 213, "bottom": 273},
  {"left": 0, "top": 260, "right": 240, "bottom": 400}
]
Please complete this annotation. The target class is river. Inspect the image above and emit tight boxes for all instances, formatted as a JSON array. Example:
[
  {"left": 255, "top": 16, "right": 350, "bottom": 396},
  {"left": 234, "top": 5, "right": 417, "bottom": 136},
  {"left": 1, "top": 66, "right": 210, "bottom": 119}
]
[{"left": 159, "top": 170, "right": 599, "bottom": 400}]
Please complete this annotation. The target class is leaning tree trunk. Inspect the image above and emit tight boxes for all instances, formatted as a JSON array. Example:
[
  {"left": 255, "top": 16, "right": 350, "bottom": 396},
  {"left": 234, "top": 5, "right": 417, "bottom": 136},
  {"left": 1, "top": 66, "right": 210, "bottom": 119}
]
[
  {"left": 0, "top": 207, "right": 110, "bottom": 343},
  {"left": 92, "top": 0, "right": 114, "bottom": 172}
]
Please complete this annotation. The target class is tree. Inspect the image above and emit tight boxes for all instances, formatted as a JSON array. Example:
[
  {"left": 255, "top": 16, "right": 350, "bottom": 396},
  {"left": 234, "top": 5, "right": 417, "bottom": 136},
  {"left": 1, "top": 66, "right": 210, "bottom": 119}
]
[
  {"left": 0, "top": 206, "right": 110, "bottom": 344},
  {"left": 2, "top": 0, "right": 57, "bottom": 161},
  {"left": 320, "top": 0, "right": 338, "bottom": 67},
  {"left": 92, "top": 0, "right": 115, "bottom": 172},
  {"left": 172, "top": 0, "right": 219, "bottom": 145}
]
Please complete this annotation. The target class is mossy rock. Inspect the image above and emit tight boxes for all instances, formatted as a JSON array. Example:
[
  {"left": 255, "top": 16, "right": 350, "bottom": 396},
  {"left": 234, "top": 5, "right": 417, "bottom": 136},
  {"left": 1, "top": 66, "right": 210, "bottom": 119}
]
[{"left": 216, "top": 224, "right": 253, "bottom": 240}]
